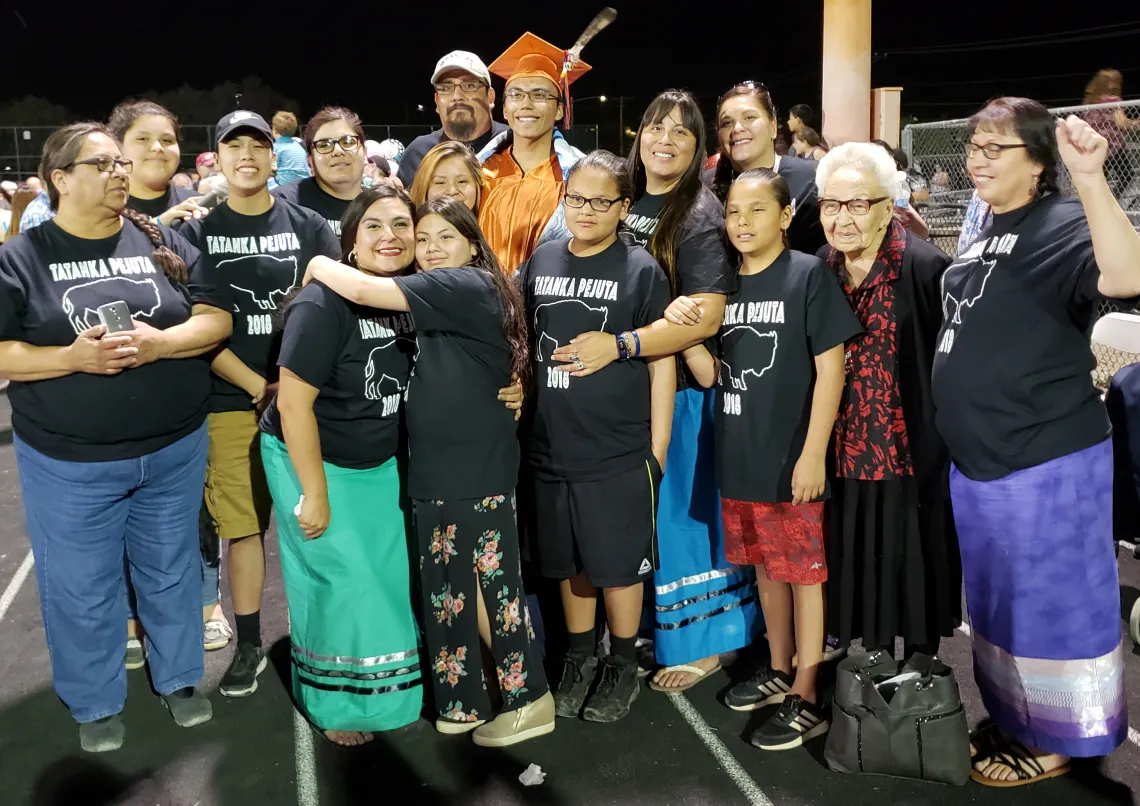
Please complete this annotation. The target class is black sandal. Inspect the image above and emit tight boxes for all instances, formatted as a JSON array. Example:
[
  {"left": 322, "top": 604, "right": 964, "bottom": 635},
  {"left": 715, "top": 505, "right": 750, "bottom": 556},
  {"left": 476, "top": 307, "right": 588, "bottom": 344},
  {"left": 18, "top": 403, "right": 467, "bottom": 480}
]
[
  {"left": 970, "top": 735, "right": 1071, "bottom": 788},
  {"left": 968, "top": 718, "right": 1002, "bottom": 761}
]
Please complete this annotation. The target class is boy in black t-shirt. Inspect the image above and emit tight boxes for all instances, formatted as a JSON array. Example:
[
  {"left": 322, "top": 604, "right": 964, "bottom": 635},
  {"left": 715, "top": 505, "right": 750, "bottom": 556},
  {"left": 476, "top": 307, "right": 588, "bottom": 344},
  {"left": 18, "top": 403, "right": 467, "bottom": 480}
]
[
  {"left": 182, "top": 111, "right": 339, "bottom": 700},
  {"left": 679, "top": 171, "right": 859, "bottom": 751},
  {"left": 520, "top": 152, "right": 675, "bottom": 723}
]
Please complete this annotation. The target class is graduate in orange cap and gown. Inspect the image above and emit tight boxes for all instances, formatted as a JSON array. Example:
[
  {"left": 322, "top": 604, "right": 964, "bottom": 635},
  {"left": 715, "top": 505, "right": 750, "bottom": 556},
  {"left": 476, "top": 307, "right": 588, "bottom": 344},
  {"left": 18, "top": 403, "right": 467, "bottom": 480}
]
[{"left": 477, "top": 32, "right": 589, "bottom": 274}]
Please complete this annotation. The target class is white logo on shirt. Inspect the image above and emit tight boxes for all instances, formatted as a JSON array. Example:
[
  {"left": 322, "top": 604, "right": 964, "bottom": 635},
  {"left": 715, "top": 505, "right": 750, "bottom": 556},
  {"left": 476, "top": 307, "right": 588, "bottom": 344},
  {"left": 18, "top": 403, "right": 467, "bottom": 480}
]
[
  {"left": 61, "top": 277, "right": 161, "bottom": 334},
  {"left": 718, "top": 326, "right": 778, "bottom": 391},
  {"left": 638, "top": 558, "right": 652, "bottom": 575},
  {"left": 942, "top": 257, "right": 997, "bottom": 326},
  {"left": 364, "top": 341, "right": 406, "bottom": 417},
  {"left": 937, "top": 230, "right": 1019, "bottom": 355},
  {"left": 534, "top": 299, "right": 610, "bottom": 363},
  {"left": 221, "top": 254, "right": 298, "bottom": 312}
]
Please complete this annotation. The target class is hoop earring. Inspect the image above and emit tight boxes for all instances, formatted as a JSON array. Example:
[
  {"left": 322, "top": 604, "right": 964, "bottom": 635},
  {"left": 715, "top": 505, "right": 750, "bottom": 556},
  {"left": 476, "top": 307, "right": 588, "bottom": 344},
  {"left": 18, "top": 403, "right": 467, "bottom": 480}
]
[{"left": 348, "top": 248, "right": 357, "bottom": 264}]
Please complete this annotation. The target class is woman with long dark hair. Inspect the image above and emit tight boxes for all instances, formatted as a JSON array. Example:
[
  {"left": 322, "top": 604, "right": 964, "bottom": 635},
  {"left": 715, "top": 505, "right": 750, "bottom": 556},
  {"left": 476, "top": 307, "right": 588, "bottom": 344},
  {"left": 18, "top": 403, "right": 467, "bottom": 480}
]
[
  {"left": 935, "top": 99, "right": 1140, "bottom": 786},
  {"left": 259, "top": 186, "right": 423, "bottom": 746},
  {"left": 708, "top": 82, "right": 825, "bottom": 254},
  {"left": 546, "top": 90, "right": 757, "bottom": 693},
  {"left": 0, "top": 122, "right": 232, "bottom": 751},
  {"left": 305, "top": 194, "right": 554, "bottom": 747}
]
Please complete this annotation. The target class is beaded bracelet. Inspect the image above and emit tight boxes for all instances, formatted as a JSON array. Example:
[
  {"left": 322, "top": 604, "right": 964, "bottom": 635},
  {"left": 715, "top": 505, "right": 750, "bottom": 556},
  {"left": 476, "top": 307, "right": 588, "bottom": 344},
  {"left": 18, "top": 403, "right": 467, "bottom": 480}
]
[{"left": 616, "top": 333, "right": 630, "bottom": 361}]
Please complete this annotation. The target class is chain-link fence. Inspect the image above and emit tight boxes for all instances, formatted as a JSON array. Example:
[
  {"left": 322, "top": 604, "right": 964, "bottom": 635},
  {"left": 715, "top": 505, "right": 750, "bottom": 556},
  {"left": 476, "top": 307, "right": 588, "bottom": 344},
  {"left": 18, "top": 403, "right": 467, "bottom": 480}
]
[
  {"left": 901, "top": 98, "right": 1140, "bottom": 256},
  {"left": 0, "top": 123, "right": 600, "bottom": 180}
]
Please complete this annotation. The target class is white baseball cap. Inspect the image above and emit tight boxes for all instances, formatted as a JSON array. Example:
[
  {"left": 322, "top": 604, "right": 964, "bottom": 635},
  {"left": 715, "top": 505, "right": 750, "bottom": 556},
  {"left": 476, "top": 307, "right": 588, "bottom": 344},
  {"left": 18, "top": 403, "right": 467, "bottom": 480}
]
[{"left": 430, "top": 51, "right": 492, "bottom": 87}]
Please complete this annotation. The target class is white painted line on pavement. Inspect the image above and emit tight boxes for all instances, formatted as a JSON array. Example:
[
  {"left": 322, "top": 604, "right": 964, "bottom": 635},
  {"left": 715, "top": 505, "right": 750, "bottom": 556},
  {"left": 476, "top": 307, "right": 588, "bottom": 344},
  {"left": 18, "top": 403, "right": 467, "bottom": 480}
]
[
  {"left": 669, "top": 692, "right": 775, "bottom": 806},
  {"left": 1129, "top": 727, "right": 1140, "bottom": 749},
  {"left": 957, "top": 622, "right": 971, "bottom": 637},
  {"left": 1120, "top": 540, "right": 1136, "bottom": 553},
  {"left": 294, "top": 697, "right": 319, "bottom": 806},
  {"left": 0, "top": 550, "right": 33, "bottom": 624}
]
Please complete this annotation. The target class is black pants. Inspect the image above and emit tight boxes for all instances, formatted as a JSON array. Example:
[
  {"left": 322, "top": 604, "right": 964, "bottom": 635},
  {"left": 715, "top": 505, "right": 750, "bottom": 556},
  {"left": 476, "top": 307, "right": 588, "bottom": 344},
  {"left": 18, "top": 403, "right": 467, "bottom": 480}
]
[{"left": 414, "top": 493, "right": 548, "bottom": 723}]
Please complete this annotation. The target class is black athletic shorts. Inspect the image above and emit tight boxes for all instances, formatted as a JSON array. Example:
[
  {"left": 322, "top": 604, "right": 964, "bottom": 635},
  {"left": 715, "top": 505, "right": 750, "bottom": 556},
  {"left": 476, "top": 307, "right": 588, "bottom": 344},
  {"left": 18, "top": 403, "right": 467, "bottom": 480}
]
[{"left": 531, "top": 456, "right": 662, "bottom": 587}]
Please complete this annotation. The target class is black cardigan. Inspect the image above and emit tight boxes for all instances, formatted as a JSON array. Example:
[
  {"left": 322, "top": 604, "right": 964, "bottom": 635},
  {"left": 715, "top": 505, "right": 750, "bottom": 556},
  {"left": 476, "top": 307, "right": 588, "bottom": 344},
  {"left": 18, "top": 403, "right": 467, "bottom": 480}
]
[{"left": 818, "top": 232, "right": 953, "bottom": 501}]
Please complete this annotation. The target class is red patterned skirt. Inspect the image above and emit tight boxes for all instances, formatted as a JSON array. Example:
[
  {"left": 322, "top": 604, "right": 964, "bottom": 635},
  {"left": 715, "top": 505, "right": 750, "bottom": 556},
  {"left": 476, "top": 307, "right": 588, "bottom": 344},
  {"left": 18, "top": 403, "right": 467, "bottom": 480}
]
[{"left": 720, "top": 498, "right": 827, "bottom": 584}]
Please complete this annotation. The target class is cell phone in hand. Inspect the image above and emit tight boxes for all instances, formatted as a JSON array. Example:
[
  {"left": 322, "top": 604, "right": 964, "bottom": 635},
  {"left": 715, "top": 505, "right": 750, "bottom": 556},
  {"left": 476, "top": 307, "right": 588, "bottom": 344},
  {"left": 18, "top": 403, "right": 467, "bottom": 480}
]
[{"left": 96, "top": 301, "right": 135, "bottom": 334}]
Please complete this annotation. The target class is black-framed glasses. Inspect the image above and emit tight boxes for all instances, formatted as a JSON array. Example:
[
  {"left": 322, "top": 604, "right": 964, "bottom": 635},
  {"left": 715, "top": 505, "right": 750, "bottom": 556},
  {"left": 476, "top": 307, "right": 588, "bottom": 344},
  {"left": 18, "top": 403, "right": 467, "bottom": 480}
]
[
  {"left": 64, "top": 156, "right": 133, "bottom": 174},
  {"left": 965, "top": 140, "right": 1028, "bottom": 160},
  {"left": 504, "top": 88, "right": 561, "bottom": 104},
  {"left": 565, "top": 193, "right": 624, "bottom": 212},
  {"left": 818, "top": 197, "right": 889, "bottom": 216},
  {"left": 312, "top": 135, "right": 362, "bottom": 155},
  {"left": 435, "top": 80, "right": 487, "bottom": 96}
]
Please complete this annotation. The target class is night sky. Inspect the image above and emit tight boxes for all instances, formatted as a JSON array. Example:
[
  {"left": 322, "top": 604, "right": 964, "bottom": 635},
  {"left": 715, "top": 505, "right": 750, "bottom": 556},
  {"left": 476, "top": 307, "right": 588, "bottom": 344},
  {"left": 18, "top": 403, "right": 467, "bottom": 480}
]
[{"left": 4, "top": 1, "right": 1137, "bottom": 126}]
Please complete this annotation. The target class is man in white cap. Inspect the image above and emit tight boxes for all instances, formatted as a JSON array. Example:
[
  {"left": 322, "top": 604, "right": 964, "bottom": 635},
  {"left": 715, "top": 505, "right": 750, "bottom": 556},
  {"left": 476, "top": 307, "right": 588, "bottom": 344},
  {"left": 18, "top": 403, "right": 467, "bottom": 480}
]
[{"left": 397, "top": 50, "right": 507, "bottom": 187}]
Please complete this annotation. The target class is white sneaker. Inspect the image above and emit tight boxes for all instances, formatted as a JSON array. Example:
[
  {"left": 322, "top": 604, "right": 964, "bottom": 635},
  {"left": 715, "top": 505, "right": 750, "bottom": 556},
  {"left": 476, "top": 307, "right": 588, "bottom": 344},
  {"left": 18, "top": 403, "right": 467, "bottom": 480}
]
[{"left": 204, "top": 617, "right": 233, "bottom": 651}]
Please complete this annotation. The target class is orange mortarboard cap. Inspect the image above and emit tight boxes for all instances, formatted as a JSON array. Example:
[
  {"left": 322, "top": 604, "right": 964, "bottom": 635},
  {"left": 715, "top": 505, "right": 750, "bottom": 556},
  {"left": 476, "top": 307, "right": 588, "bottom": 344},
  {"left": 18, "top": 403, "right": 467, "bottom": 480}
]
[{"left": 488, "top": 32, "right": 591, "bottom": 88}]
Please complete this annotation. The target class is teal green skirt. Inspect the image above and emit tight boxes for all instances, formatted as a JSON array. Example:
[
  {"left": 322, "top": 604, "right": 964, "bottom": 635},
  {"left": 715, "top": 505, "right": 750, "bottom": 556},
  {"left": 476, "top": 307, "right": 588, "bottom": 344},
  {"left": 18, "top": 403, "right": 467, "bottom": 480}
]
[{"left": 260, "top": 434, "right": 422, "bottom": 731}]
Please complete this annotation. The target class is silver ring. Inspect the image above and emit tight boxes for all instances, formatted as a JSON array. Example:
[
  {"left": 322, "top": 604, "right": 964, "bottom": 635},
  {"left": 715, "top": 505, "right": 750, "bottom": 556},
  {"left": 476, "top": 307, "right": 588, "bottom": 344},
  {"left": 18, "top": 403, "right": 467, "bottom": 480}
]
[
  {"left": 570, "top": 352, "right": 580, "bottom": 362},
  {"left": 576, "top": 361, "right": 584, "bottom": 370}
]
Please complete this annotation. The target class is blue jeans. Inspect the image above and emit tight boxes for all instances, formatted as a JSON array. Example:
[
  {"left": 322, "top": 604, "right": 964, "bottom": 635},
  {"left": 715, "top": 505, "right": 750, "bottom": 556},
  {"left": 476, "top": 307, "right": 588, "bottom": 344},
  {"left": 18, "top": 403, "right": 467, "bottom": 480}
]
[
  {"left": 128, "top": 502, "right": 219, "bottom": 619},
  {"left": 15, "top": 424, "right": 209, "bottom": 723}
]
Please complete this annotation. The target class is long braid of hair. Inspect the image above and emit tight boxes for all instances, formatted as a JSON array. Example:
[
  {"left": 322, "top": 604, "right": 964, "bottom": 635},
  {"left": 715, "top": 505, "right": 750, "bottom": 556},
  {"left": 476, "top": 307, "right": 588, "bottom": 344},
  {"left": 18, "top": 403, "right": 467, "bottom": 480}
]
[{"left": 120, "top": 206, "right": 187, "bottom": 285}]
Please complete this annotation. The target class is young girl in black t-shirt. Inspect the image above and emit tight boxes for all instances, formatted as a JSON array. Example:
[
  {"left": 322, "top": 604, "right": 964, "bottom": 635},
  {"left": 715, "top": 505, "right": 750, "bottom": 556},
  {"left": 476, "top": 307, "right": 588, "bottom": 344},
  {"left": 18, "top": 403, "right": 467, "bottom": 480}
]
[
  {"left": 518, "top": 150, "right": 675, "bottom": 723},
  {"left": 680, "top": 170, "right": 859, "bottom": 751},
  {"left": 304, "top": 195, "right": 554, "bottom": 748}
]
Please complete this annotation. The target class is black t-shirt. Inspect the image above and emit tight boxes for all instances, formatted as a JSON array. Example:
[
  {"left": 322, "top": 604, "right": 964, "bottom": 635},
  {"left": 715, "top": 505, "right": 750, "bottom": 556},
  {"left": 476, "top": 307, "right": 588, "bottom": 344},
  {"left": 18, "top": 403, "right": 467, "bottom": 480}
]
[
  {"left": 391, "top": 267, "right": 519, "bottom": 500},
  {"left": 259, "top": 281, "right": 414, "bottom": 469},
  {"left": 272, "top": 178, "right": 353, "bottom": 237},
  {"left": 397, "top": 121, "right": 509, "bottom": 187},
  {"left": 182, "top": 198, "right": 340, "bottom": 413},
  {"left": 520, "top": 238, "right": 671, "bottom": 481},
  {"left": 715, "top": 250, "right": 861, "bottom": 502},
  {"left": 701, "top": 155, "right": 824, "bottom": 254},
  {"left": 626, "top": 187, "right": 736, "bottom": 391},
  {"left": 0, "top": 220, "right": 221, "bottom": 461},
  {"left": 128, "top": 185, "right": 196, "bottom": 219},
  {"left": 931, "top": 195, "right": 1111, "bottom": 481},
  {"left": 777, "top": 155, "right": 827, "bottom": 255}
]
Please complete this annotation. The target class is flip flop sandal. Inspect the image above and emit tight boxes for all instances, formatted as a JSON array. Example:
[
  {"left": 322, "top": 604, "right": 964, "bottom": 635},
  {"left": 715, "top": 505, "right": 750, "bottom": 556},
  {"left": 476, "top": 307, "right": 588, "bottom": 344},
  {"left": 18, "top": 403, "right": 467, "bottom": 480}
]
[
  {"left": 970, "top": 737, "right": 1071, "bottom": 788},
  {"left": 647, "top": 663, "right": 722, "bottom": 693}
]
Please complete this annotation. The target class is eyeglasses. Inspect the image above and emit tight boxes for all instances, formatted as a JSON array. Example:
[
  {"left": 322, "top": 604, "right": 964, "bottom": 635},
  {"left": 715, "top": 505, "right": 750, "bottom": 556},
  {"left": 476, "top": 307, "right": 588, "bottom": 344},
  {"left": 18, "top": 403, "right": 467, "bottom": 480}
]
[
  {"left": 965, "top": 141, "right": 1027, "bottom": 160},
  {"left": 818, "top": 197, "right": 889, "bottom": 216},
  {"left": 504, "top": 88, "right": 561, "bottom": 104},
  {"left": 64, "top": 156, "right": 133, "bottom": 174},
  {"left": 435, "top": 81, "right": 487, "bottom": 96},
  {"left": 312, "top": 135, "right": 362, "bottom": 155},
  {"left": 565, "top": 193, "right": 624, "bottom": 212}
]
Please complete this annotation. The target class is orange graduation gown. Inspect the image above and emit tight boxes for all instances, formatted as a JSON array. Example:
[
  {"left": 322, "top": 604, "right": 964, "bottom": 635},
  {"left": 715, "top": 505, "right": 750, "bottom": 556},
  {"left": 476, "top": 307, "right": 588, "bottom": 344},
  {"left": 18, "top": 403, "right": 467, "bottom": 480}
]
[{"left": 479, "top": 148, "right": 564, "bottom": 274}]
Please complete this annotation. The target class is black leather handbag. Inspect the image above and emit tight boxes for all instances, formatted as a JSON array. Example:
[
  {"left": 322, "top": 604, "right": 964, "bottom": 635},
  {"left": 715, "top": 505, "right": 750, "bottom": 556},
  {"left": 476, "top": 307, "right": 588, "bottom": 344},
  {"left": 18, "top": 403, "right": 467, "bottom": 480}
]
[{"left": 824, "top": 651, "right": 971, "bottom": 786}]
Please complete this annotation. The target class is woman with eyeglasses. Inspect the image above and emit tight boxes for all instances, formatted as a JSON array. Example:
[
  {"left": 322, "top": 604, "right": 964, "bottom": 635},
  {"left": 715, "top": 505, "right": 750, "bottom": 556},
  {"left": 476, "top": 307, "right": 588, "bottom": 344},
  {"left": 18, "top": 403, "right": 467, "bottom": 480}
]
[
  {"left": 408, "top": 141, "right": 485, "bottom": 213},
  {"left": 707, "top": 82, "right": 826, "bottom": 255},
  {"left": 0, "top": 122, "right": 232, "bottom": 751},
  {"left": 814, "top": 142, "right": 960, "bottom": 668},
  {"left": 546, "top": 90, "right": 758, "bottom": 695},
  {"left": 272, "top": 107, "right": 368, "bottom": 237},
  {"left": 934, "top": 99, "right": 1140, "bottom": 786}
]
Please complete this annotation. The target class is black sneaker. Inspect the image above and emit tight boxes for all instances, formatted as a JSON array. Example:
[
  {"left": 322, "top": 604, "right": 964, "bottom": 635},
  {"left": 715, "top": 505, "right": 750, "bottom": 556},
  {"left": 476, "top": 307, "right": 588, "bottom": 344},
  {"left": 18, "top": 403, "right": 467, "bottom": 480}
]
[
  {"left": 582, "top": 656, "right": 640, "bottom": 723},
  {"left": 553, "top": 653, "right": 599, "bottom": 718},
  {"left": 220, "top": 642, "right": 267, "bottom": 698},
  {"left": 749, "top": 695, "right": 829, "bottom": 751},
  {"left": 724, "top": 666, "right": 793, "bottom": 711}
]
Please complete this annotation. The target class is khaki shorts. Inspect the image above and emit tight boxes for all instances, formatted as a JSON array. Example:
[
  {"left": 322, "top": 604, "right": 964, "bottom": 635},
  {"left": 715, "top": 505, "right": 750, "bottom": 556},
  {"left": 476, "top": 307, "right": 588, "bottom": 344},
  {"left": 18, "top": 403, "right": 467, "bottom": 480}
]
[{"left": 204, "top": 410, "right": 272, "bottom": 539}]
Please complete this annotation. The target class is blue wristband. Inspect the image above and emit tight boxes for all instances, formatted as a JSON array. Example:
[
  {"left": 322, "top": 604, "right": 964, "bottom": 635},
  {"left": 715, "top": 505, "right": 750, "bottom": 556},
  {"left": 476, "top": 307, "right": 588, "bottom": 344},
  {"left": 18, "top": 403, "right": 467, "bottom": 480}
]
[
  {"left": 616, "top": 333, "right": 630, "bottom": 361},
  {"left": 632, "top": 331, "right": 641, "bottom": 358}
]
